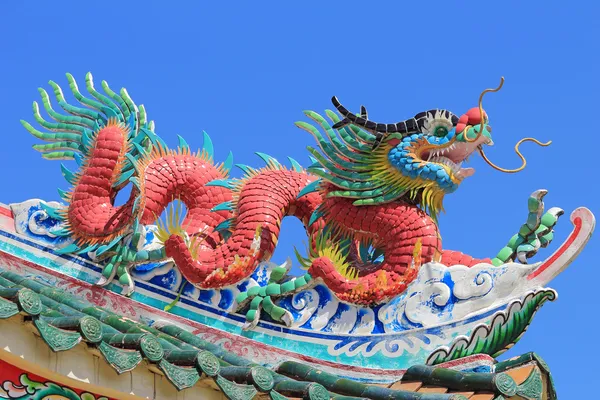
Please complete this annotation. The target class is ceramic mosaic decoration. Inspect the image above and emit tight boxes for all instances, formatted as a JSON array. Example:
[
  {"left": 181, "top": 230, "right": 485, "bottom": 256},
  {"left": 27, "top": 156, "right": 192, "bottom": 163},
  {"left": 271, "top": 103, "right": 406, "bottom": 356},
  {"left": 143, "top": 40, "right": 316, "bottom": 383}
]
[{"left": 0, "top": 73, "right": 593, "bottom": 399}]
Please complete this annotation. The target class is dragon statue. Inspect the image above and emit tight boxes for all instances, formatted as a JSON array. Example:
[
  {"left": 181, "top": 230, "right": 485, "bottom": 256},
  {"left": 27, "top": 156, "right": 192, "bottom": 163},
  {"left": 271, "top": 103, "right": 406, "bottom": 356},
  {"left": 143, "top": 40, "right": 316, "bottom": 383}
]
[{"left": 20, "top": 73, "right": 558, "bottom": 326}]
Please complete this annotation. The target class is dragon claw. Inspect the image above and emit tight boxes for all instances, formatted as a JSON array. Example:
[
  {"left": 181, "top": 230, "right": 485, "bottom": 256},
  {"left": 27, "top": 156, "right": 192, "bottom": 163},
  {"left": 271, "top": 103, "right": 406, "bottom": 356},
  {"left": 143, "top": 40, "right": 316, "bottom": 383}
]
[
  {"left": 494, "top": 190, "right": 564, "bottom": 265},
  {"left": 91, "top": 226, "right": 154, "bottom": 294},
  {"left": 236, "top": 271, "right": 312, "bottom": 329}
]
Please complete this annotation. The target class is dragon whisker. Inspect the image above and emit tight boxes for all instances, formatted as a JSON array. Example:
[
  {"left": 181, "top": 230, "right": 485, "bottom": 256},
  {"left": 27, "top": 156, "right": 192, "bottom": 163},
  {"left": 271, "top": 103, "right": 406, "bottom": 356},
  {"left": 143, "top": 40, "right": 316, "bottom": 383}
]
[{"left": 478, "top": 137, "right": 552, "bottom": 173}]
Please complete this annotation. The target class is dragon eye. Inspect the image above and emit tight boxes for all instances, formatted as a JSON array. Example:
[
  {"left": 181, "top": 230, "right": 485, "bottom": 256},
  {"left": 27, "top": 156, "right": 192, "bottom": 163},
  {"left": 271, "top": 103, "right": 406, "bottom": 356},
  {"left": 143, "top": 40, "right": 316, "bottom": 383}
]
[
  {"left": 421, "top": 110, "right": 454, "bottom": 137},
  {"left": 434, "top": 126, "right": 448, "bottom": 137}
]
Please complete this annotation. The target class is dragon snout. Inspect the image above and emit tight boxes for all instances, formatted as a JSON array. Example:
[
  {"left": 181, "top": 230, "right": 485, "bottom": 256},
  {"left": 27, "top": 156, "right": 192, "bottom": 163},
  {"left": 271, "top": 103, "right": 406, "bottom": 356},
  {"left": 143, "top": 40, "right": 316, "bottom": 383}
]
[{"left": 456, "top": 107, "right": 490, "bottom": 133}]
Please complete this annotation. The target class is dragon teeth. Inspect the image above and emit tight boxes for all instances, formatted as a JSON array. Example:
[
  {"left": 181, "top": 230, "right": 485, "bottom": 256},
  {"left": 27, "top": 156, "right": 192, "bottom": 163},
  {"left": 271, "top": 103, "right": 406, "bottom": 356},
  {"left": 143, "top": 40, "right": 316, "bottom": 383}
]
[
  {"left": 428, "top": 156, "right": 462, "bottom": 174},
  {"left": 425, "top": 142, "right": 462, "bottom": 161}
]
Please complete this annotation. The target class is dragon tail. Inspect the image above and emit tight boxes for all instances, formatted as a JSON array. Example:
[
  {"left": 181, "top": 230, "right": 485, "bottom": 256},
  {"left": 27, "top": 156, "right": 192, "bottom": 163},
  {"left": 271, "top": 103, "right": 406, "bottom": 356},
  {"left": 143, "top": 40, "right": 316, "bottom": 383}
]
[{"left": 21, "top": 72, "right": 156, "bottom": 254}]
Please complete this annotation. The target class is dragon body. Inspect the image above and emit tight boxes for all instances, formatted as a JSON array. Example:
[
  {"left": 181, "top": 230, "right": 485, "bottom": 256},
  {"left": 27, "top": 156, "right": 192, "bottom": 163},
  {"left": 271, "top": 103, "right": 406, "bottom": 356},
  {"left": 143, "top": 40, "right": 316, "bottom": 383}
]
[{"left": 22, "top": 73, "right": 559, "bottom": 324}]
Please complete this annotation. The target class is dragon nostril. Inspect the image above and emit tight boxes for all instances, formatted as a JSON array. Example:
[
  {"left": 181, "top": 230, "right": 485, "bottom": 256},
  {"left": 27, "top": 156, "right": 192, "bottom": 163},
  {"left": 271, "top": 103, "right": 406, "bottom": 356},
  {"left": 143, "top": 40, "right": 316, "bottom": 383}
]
[{"left": 465, "top": 107, "right": 486, "bottom": 125}]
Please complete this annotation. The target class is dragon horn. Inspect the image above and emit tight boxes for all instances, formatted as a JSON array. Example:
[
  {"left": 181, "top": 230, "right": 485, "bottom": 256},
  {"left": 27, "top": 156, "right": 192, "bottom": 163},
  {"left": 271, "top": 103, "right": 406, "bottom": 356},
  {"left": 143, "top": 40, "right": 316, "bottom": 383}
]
[{"left": 331, "top": 97, "right": 459, "bottom": 143}]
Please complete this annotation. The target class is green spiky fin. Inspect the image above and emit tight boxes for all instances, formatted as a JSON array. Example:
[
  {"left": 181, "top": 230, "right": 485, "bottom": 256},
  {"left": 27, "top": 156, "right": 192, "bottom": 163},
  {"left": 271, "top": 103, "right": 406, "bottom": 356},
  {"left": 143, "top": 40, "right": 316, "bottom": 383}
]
[
  {"left": 75, "top": 243, "right": 100, "bottom": 255},
  {"left": 325, "top": 110, "right": 373, "bottom": 152},
  {"left": 294, "top": 246, "right": 312, "bottom": 269},
  {"left": 132, "top": 128, "right": 149, "bottom": 145},
  {"left": 202, "top": 131, "right": 214, "bottom": 160},
  {"left": 215, "top": 218, "right": 234, "bottom": 234},
  {"left": 24, "top": 72, "right": 150, "bottom": 206},
  {"left": 297, "top": 180, "right": 321, "bottom": 199},
  {"left": 309, "top": 204, "right": 326, "bottom": 227},
  {"left": 141, "top": 127, "right": 167, "bottom": 149},
  {"left": 51, "top": 227, "right": 72, "bottom": 237},
  {"left": 211, "top": 201, "right": 234, "bottom": 212},
  {"left": 178, "top": 135, "right": 190, "bottom": 152},
  {"left": 114, "top": 168, "right": 136, "bottom": 188},
  {"left": 298, "top": 110, "right": 412, "bottom": 206},
  {"left": 55, "top": 242, "right": 81, "bottom": 255},
  {"left": 123, "top": 91, "right": 140, "bottom": 137},
  {"left": 221, "top": 230, "right": 232, "bottom": 241},
  {"left": 130, "top": 177, "right": 142, "bottom": 191},
  {"left": 21, "top": 120, "right": 81, "bottom": 143},
  {"left": 72, "top": 73, "right": 116, "bottom": 118},
  {"left": 297, "top": 121, "right": 365, "bottom": 171},
  {"left": 304, "top": 111, "right": 374, "bottom": 160},
  {"left": 80, "top": 128, "right": 94, "bottom": 152},
  {"left": 57, "top": 188, "right": 70, "bottom": 202},
  {"left": 132, "top": 142, "right": 149, "bottom": 158},
  {"left": 138, "top": 105, "right": 148, "bottom": 127},
  {"left": 222, "top": 151, "right": 234, "bottom": 175},
  {"left": 307, "top": 147, "right": 373, "bottom": 182},
  {"left": 307, "top": 155, "right": 321, "bottom": 171},
  {"left": 60, "top": 164, "right": 78, "bottom": 185},
  {"left": 235, "top": 164, "right": 256, "bottom": 176},
  {"left": 287, "top": 157, "right": 303, "bottom": 172},
  {"left": 96, "top": 235, "right": 124, "bottom": 257},
  {"left": 32, "top": 101, "right": 85, "bottom": 135},
  {"left": 40, "top": 202, "right": 64, "bottom": 220},
  {"left": 256, "top": 152, "right": 282, "bottom": 168},
  {"left": 308, "top": 167, "right": 382, "bottom": 191},
  {"left": 94, "top": 79, "right": 125, "bottom": 121},
  {"left": 125, "top": 154, "right": 141, "bottom": 174},
  {"left": 78, "top": 73, "right": 131, "bottom": 125},
  {"left": 206, "top": 179, "right": 237, "bottom": 190},
  {"left": 73, "top": 153, "right": 84, "bottom": 167}
]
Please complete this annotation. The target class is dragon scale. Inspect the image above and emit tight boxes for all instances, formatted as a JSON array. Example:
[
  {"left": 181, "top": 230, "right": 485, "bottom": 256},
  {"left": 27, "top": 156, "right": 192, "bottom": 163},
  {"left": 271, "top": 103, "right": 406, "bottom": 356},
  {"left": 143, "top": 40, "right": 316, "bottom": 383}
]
[{"left": 23, "top": 73, "right": 559, "bottom": 323}]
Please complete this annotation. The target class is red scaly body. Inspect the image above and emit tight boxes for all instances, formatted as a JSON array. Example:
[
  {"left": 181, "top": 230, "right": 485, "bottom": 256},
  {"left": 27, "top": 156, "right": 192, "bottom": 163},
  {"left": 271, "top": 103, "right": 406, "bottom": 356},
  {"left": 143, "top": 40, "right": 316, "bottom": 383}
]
[
  {"left": 65, "top": 124, "right": 487, "bottom": 304},
  {"left": 66, "top": 120, "right": 138, "bottom": 244},
  {"left": 22, "top": 74, "right": 555, "bottom": 310}
]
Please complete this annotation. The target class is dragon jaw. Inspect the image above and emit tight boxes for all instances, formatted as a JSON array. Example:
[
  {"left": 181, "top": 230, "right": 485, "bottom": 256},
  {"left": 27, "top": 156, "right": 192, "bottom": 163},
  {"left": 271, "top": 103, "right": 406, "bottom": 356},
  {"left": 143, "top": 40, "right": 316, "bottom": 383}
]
[
  {"left": 380, "top": 117, "right": 493, "bottom": 217},
  {"left": 416, "top": 130, "right": 493, "bottom": 182}
]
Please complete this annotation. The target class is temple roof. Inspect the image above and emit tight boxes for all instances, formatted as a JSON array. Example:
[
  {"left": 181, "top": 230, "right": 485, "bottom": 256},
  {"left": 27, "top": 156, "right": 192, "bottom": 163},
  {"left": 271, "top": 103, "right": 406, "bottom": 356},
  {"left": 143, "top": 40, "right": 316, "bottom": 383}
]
[{"left": 0, "top": 267, "right": 554, "bottom": 400}]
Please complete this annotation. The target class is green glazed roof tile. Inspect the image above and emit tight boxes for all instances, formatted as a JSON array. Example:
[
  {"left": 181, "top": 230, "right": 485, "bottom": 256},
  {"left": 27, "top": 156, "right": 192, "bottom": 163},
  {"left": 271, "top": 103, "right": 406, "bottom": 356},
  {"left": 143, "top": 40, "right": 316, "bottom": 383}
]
[
  {"left": 0, "top": 267, "right": 553, "bottom": 400},
  {"left": 495, "top": 352, "right": 556, "bottom": 400}
]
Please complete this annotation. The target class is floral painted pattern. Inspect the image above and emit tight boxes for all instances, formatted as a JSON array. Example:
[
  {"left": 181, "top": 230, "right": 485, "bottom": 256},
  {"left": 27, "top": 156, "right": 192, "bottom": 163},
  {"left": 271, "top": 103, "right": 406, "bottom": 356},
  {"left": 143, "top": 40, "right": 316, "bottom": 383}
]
[{"left": 0, "top": 359, "right": 112, "bottom": 400}]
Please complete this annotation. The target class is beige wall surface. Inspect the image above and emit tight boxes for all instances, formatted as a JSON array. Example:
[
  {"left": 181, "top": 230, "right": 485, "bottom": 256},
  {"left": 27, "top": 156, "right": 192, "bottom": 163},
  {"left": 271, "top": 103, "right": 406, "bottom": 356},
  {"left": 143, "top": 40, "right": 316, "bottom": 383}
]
[{"left": 0, "top": 318, "right": 226, "bottom": 400}]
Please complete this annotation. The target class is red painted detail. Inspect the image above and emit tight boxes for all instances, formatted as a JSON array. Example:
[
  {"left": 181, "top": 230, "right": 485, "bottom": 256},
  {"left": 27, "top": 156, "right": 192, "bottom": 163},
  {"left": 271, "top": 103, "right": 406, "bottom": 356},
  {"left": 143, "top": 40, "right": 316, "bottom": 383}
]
[
  {"left": 465, "top": 107, "right": 487, "bottom": 125},
  {"left": 527, "top": 217, "right": 582, "bottom": 280},
  {"left": 0, "top": 206, "right": 13, "bottom": 218},
  {"left": 440, "top": 251, "right": 491, "bottom": 267},
  {"left": 456, "top": 107, "right": 487, "bottom": 133},
  {"left": 0, "top": 358, "right": 117, "bottom": 399},
  {"left": 387, "top": 138, "right": 401, "bottom": 147}
]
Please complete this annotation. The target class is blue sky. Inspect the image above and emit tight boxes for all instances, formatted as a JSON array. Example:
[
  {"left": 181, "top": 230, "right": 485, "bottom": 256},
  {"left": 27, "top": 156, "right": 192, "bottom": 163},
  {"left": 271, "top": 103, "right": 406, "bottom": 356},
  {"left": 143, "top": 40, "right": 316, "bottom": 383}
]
[{"left": 1, "top": 1, "right": 598, "bottom": 397}]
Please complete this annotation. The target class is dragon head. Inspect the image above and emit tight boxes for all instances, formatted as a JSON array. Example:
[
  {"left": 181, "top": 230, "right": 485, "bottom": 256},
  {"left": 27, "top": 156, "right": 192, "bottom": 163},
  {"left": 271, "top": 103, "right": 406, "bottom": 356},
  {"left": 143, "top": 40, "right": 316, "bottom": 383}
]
[
  {"left": 302, "top": 103, "right": 494, "bottom": 219},
  {"left": 301, "top": 78, "right": 549, "bottom": 220},
  {"left": 387, "top": 107, "right": 492, "bottom": 193}
]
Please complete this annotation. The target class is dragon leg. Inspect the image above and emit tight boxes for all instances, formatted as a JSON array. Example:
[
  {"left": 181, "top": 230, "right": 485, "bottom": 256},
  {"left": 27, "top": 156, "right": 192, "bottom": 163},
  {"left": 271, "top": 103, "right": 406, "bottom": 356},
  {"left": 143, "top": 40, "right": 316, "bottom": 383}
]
[
  {"left": 492, "top": 189, "right": 564, "bottom": 265},
  {"left": 299, "top": 195, "right": 494, "bottom": 305},
  {"left": 236, "top": 272, "right": 314, "bottom": 329}
]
